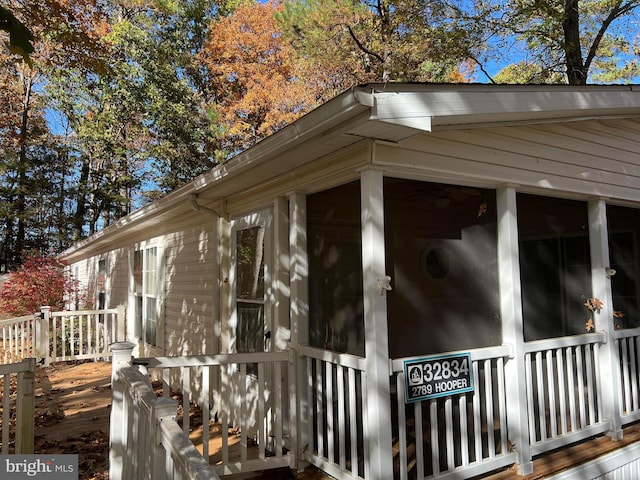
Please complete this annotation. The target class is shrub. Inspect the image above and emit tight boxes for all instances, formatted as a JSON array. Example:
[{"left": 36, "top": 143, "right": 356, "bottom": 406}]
[{"left": 0, "top": 253, "right": 83, "bottom": 316}]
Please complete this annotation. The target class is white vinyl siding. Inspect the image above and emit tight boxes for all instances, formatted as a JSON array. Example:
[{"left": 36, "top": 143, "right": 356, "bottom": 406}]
[
  {"left": 379, "top": 118, "right": 640, "bottom": 201},
  {"left": 164, "top": 224, "right": 217, "bottom": 356}
]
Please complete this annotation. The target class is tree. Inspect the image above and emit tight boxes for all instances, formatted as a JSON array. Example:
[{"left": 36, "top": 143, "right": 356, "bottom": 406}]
[
  {"left": 473, "top": 0, "right": 640, "bottom": 84},
  {"left": 199, "top": 1, "right": 315, "bottom": 153},
  {"left": 0, "top": 253, "right": 83, "bottom": 315},
  {"left": 0, "top": 5, "right": 34, "bottom": 64},
  {"left": 276, "top": 0, "right": 476, "bottom": 89}
]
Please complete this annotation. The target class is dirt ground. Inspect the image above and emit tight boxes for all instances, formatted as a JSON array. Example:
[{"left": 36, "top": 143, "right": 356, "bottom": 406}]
[{"left": 34, "top": 360, "right": 112, "bottom": 480}]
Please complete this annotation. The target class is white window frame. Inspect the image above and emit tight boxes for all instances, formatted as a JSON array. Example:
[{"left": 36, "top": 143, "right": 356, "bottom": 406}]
[
  {"left": 229, "top": 208, "right": 274, "bottom": 355},
  {"left": 129, "top": 243, "right": 164, "bottom": 350}
]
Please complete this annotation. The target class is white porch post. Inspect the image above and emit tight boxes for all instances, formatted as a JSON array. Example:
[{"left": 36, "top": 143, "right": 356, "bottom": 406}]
[
  {"left": 496, "top": 187, "right": 533, "bottom": 475},
  {"left": 289, "top": 192, "right": 309, "bottom": 471},
  {"left": 588, "top": 199, "right": 623, "bottom": 440},
  {"left": 109, "top": 341, "right": 136, "bottom": 480},
  {"left": 360, "top": 169, "right": 394, "bottom": 480}
]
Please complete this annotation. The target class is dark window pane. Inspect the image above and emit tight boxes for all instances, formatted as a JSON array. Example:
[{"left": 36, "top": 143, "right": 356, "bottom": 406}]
[
  {"left": 236, "top": 227, "right": 265, "bottom": 300},
  {"left": 237, "top": 302, "right": 264, "bottom": 353},
  {"left": 133, "top": 250, "right": 142, "bottom": 294}
]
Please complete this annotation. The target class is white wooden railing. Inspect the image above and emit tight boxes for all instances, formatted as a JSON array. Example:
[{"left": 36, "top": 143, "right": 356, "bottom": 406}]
[
  {"left": 0, "top": 358, "right": 35, "bottom": 454},
  {"left": 0, "top": 306, "right": 125, "bottom": 365},
  {"left": 0, "top": 315, "right": 37, "bottom": 364},
  {"left": 110, "top": 343, "right": 221, "bottom": 480},
  {"left": 614, "top": 327, "right": 640, "bottom": 425},
  {"left": 131, "top": 348, "right": 293, "bottom": 477},
  {"left": 524, "top": 332, "right": 609, "bottom": 456},
  {"left": 300, "top": 345, "right": 368, "bottom": 480},
  {"left": 391, "top": 345, "right": 516, "bottom": 480},
  {"left": 47, "top": 306, "right": 126, "bottom": 363}
]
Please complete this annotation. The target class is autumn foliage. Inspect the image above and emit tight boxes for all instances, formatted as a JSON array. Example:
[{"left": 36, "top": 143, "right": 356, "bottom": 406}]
[{"left": 0, "top": 253, "right": 82, "bottom": 316}]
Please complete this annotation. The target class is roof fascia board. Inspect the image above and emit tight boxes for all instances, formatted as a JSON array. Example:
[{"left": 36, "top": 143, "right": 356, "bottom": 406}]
[{"left": 369, "top": 87, "right": 640, "bottom": 132}]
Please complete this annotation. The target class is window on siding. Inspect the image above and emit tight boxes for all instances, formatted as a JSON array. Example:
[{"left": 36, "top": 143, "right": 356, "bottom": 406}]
[
  {"left": 517, "top": 194, "right": 591, "bottom": 341},
  {"left": 133, "top": 246, "right": 160, "bottom": 347},
  {"left": 607, "top": 205, "right": 640, "bottom": 329}
]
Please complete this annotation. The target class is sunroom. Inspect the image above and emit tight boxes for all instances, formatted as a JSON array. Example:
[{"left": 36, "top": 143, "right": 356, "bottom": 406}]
[{"left": 301, "top": 173, "right": 640, "bottom": 479}]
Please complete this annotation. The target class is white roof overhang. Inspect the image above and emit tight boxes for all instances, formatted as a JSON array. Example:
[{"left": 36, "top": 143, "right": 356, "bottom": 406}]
[{"left": 61, "top": 83, "right": 640, "bottom": 262}]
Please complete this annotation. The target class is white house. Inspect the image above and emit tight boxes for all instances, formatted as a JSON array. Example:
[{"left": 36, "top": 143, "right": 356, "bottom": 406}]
[{"left": 62, "top": 84, "right": 640, "bottom": 479}]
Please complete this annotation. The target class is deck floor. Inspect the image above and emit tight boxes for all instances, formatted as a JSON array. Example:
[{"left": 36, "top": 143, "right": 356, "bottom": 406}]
[{"left": 482, "top": 422, "right": 640, "bottom": 480}]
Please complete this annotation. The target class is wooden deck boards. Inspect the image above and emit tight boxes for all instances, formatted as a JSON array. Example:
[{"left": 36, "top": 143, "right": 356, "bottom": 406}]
[{"left": 482, "top": 422, "right": 640, "bottom": 480}]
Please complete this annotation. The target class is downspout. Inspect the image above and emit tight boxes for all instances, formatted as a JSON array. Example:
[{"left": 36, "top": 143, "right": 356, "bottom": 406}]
[
  {"left": 189, "top": 193, "right": 220, "bottom": 218},
  {"left": 189, "top": 193, "right": 222, "bottom": 417}
]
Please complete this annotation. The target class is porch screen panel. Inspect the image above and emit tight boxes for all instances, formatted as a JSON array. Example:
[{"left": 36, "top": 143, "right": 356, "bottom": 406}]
[
  {"left": 607, "top": 205, "right": 640, "bottom": 329},
  {"left": 517, "top": 194, "right": 591, "bottom": 341},
  {"left": 384, "top": 178, "right": 500, "bottom": 358},
  {"left": 307, "top": 181, "right": 364, "bottom": 356}
]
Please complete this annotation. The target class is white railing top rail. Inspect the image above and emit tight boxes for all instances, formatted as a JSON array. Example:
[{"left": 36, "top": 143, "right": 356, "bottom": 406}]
[
  {"left": 0, "top": 358, "right": 36, "bottom": 375},
  {"left": 613, "top": 326, "right": 640, "bottom": 340},
  {"left": 524, "top": 332, "right": 606, "bottom": 354},
  {"left": 390, "top": 344, "right": 513, "bottom": 372},
  {"left": 50, "top": 308, "right": 120, "bottom": 317},
  {"left": 133, "top": 350, "right": 291, "bottom": 369},
  {"left": 115, "top": 362, "right": 221, "bottom": 480},
  {"left": 0, "top": 314, "right": 36, "bottom": 327},
  {"left": 159, "top": 417, "right": 221, "bottom": 480},
  {"left": 299, "top": 344, "right": 367, "bottom": 371}
]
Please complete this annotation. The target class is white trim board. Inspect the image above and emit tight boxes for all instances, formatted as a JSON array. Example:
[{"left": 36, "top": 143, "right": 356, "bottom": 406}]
[{"left": 545, "top": 442, "right": 640, "bottom": 480}]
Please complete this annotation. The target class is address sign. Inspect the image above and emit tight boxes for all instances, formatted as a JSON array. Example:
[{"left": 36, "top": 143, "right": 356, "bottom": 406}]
[{"left": 404, "top": 352, "right": 474, "bottom": 403}]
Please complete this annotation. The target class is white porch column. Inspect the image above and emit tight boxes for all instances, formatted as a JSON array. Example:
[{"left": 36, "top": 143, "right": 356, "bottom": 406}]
[
  {"left": 588, "top": 199, "right": 623, "bottom": 440},
  {"left": 289, "top": 192, "right": 309, "bottom": 471},
  {"left": 360, "top": 169, "right": 394, "bottom": 480},
  {"left": 497, "top": 187, "right": 533, "bottom": 475}
]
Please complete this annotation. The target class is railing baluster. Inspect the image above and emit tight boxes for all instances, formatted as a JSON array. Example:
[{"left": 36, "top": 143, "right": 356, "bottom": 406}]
[
  {"left": 566, "top": 347, "right": 577, "bottom": 432},
  {"left": 258, "top": 362, "right": 266, "bottom": 459},
  {"left": 348, "top": 367, "right": 358, "bottom": 477},
  {"left": 576, "top": 346, "right": 586, "bottom": 429},
  {"left": 396, "top": 372, "right": 408, "bottom": 480},
  {"left": 459, "top": 393, "right": 469, "bottom": 467},
  {"left": 326, "top": 361, "right": 334, "bottom": 464},
  {"left": 472, "top": 360, "right": 482, "bottom": 464},
  {"left": 621, "top": 339, "right": 631, "bottom": 414},
  {"left": 633, "top": 337, "right": 640, "bottom": 413},
  {"left": 546, "top": 350, "right": 557, "bottom": 439},
  {"left": 315, "top": 358, "right": 324, "bottom": 459},
  {"left": 556, "top": 348, "right": 567, "bottom": 435},
  {"left": 413, "top": 400, "right": 423, "bottom": 479},
  {"left": 585, "top": 344, "right": 596, "bottom": 425},
  {"left": 337, "top": 364, "right": 346, "bottom": 470},
  {"left": 445, "top": 396, "right": 454, "bottom": 469}
]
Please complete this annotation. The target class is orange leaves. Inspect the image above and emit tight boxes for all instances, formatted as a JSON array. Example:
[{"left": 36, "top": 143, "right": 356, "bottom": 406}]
[
  {"left": 583, "top": 297, "right": 626, "bottom": 332},
  {"left": 199, "top": 1, "right": 315, "bottom": 153},
  {"left": 585, "top": 318, "right": 595, "bottom": 333},
  {"left": 583, "top": 297, "right": 603, "bottom": 313}
]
